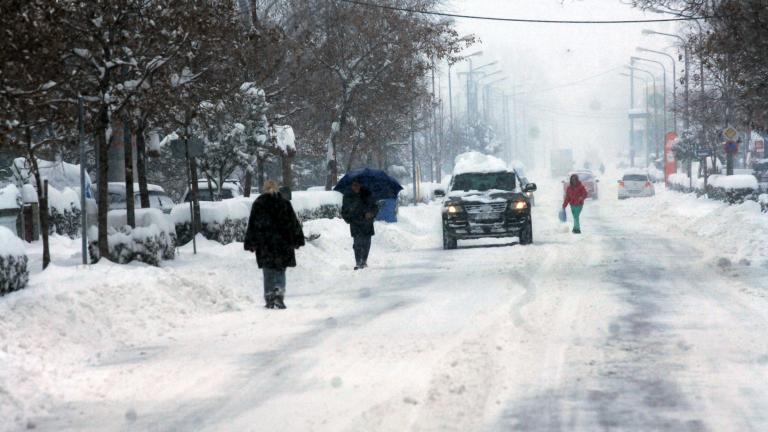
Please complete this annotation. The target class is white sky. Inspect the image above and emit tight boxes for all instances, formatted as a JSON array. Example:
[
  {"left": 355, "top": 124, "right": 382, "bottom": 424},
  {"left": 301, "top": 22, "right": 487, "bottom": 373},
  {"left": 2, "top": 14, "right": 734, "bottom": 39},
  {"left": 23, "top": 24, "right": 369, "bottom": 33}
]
[{"left": 443, "top": 0, "right": 685, "bottom": 170}]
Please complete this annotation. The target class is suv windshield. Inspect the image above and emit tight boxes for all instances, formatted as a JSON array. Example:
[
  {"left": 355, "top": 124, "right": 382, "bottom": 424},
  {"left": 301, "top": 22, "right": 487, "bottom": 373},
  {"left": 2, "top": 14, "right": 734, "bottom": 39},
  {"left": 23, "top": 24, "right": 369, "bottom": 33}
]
[{"left": 451, "top": 172, "right": 516, "bottom": 192}]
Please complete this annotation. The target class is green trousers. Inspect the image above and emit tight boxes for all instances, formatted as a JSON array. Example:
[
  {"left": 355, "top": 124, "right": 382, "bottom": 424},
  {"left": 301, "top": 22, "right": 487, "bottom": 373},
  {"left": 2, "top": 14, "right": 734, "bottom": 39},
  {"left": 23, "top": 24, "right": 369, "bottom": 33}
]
[{"left": 571, "top": 205, "right": 583, "bottom": 231}]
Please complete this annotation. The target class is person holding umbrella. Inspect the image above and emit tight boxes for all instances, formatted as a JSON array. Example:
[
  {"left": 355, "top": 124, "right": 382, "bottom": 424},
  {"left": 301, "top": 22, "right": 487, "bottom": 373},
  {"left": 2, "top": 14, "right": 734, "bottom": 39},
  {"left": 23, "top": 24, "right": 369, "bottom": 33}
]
[{"left": 341, "top": 180, "right": 379, "bottom": 270}]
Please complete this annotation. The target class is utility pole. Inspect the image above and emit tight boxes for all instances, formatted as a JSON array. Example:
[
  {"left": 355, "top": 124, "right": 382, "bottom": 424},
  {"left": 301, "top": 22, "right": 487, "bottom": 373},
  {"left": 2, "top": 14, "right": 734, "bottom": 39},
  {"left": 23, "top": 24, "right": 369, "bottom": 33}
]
[
  {"left": 448, "top": 62, "right": 454, "bottom": 170},
  {"left": 411, "top": 111, "right": 417, "bottom": 205},
  {"left": 630, "top": 61, "right": 636, "bottom": 167},
  {"left": 78, "top": 95, "right": 87, "bottom": 265}
]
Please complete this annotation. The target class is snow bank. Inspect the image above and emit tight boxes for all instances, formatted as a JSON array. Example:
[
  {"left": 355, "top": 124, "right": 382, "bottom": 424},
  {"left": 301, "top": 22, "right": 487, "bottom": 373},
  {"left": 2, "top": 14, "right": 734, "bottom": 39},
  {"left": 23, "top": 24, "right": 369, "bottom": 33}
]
[
  {"left": 626, "top": 190, "right": 768, "bottom": 265},
  {"left": 453, "top": 151, "right": 508, "bottom": 175},
  {"left": 0, "top": 226, "right": 29, "bottom": 296}
]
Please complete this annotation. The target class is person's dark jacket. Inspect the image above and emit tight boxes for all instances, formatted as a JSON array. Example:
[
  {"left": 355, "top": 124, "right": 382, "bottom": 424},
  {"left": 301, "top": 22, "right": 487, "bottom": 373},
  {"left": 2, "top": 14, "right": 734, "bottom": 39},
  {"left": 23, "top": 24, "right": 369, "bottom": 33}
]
[
  {"left": 341, "top": 187, "right": 379, "bottom": 237},
  {"left": 244, "top": 192, "right": 305, "bottom": 269}
]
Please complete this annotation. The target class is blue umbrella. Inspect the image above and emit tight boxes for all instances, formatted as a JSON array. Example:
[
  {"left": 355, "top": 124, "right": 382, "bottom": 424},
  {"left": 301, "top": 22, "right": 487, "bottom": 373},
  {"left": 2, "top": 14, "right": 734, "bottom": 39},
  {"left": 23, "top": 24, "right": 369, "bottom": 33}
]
[{"left": 334, "top": 168, "right": 403, "bottom": 200}]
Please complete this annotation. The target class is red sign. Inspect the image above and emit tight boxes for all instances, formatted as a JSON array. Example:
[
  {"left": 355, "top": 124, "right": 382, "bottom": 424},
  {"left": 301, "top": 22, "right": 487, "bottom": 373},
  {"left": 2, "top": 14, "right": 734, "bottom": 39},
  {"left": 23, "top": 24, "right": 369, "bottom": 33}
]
[
  {"left": 664, "top": 132, "right": 678, "bottom": 186},
  {"left": 756, "top": 140, "right": 764, "bottom": 152},
  {"left": 724, "top": 141, "right": 739, "bottom": 154}
]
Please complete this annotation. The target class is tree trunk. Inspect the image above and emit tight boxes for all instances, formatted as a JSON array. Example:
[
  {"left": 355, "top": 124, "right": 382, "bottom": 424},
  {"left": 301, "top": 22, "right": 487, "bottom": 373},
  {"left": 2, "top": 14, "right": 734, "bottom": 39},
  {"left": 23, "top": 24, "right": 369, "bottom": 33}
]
[
  {"left": 243, "top": 169, "right": 253, "bottom": 197},
  {"left": 257, "top": 155, "right": 266, "bottom": 191},
  {"left": 282, "top": 151, "right": 294, "bottom": 189},
  {"left": 189, "top": 156, "right": 201, "bottom": 232},
  {"left": 346, "top": 139, "right": 360, "bottom": 173},
  {"left": 136, "top": 122, "right": 150, "bottom": 208},
  {"left": 124, "top": 121, "right": 135, "bottom": 228},
  {"left": 28, "top": 151, "right": 50, "bottom": 270},
  {"left": 97, "top": 107, "right": 110, "bottom": 260}
]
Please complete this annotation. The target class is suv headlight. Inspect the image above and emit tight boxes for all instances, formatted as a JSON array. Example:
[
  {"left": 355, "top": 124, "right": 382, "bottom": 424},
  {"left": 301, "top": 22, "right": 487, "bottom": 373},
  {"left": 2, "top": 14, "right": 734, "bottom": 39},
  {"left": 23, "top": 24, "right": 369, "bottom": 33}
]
[
  {"left": 446, "top": 204, "right": 462, "bottom": 214},
  {"left": 512, "top": 201, "right": 527, "bottom": 210}
]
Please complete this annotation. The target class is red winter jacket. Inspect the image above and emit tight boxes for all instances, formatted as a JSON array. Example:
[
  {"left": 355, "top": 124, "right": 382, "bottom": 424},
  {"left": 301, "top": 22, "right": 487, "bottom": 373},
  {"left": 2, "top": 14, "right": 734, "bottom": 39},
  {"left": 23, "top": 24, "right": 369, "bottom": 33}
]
[{"left": 563, "top": 183, "right": 588, "bottom": 208}]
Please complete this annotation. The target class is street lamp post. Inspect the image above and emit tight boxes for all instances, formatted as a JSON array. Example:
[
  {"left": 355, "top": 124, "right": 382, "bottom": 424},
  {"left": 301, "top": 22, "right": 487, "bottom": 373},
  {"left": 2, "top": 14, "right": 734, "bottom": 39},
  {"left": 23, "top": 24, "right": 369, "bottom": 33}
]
[
  {"left": 627, "top": 64, "right": 658, "bottom": 166},
  {"left": 632, "top": 56, "right": 667, "bottom": 159},
  {"left": 447, "top": 51, "right": 482, "bottom": 169},
  {"left": 643, "top": 29, "right": 689, "bottom": 130},
  {"left": 637, "top": 47, "right": 677, "bottom": 133}
]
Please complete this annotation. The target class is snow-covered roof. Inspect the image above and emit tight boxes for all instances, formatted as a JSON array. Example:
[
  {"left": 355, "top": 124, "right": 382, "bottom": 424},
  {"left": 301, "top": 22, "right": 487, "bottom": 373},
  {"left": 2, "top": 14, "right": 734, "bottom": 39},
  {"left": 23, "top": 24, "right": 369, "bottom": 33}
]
[{"left": 453, "top": 151, "right": 508, "bottom": 175}]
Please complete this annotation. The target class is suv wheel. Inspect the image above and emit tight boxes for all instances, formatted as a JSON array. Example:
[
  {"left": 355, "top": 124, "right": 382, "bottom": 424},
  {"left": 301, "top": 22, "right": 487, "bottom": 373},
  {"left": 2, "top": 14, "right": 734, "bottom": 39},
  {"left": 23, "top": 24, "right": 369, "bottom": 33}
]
[
  {"left": 519, "top": 222, "right": 533, "bottom": 245},
  {"left": 443, "top": 229, "right": 458, "bottom": 250}
]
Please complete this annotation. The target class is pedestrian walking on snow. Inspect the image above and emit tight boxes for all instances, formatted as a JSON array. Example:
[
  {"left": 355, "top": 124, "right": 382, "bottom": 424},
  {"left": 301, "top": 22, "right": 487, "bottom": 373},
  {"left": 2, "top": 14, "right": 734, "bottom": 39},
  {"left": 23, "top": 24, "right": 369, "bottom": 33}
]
[
  {"left": 562, "top": 174, "right": 588, "bottom": 234},
  {"left": 341, "top": 180, "right": 378, "bottom": 270},
  {"left": 244, "top": 180, "right": 305, "bottom": 309}
]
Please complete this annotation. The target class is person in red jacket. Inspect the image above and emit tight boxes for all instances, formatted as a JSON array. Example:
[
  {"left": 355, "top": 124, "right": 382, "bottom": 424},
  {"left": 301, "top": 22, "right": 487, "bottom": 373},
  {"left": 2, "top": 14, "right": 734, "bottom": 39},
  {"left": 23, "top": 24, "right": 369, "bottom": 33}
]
[{"left": 562, "top": 174, "right": 588, "bottom": 234}]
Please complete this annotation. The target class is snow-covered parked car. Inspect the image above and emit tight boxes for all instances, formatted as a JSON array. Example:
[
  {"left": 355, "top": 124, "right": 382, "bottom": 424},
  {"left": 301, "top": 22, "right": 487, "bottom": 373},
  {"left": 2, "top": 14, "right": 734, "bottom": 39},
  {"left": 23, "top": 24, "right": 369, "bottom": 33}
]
[
  {"left": 562, "top": 169, "right": 599, "bottom": 200},
  {"left": 106, "top": 182, "right": 176, "bottom": 214},
  {"left": 618, "top": 170, "right": 655, "bottom": 199},
  {"left": 182, "top": 179, "right": 243, "bottom": 202},
  {"left": 441, "top": 152, "right": 536, "bottom": 250}
]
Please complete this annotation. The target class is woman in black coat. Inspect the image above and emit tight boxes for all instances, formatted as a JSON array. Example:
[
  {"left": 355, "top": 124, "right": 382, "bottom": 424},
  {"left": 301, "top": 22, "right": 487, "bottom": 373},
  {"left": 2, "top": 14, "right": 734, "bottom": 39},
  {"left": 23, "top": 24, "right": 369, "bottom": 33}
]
[{"left": 244, "top": 180, "right": 305, "bottom": 309}]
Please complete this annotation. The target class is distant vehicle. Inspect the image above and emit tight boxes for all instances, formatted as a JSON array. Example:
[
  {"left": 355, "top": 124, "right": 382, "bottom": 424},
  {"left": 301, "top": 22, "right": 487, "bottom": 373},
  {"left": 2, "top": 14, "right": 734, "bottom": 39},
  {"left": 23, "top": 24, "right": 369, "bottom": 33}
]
[
  {"left": 107, "top": 183, "right": 175, "bottom": 214},
  {"left": 182, "top": 179, "right": 243, "bottom": 202},
  {"left": 441, "top": 167, "right": 536, "bottom": 250},
  {"left": 753, "top": 159, "right": 768, "bottom": 192},
  {"left": 562, "top": 170, "right": 599, "bottom": 200},
  {"left": 550, "top": 149, "right": 574, "bottom": 177},
  {"left": 618, "top": 171, "right": 655, "bottom": 200}
]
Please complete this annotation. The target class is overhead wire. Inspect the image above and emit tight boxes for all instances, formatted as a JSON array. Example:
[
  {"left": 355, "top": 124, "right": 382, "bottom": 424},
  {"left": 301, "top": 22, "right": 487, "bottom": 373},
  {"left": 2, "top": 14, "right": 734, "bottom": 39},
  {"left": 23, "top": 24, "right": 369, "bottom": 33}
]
[{"left": 338, "top": 0, "right": 712, "bottom": 24}]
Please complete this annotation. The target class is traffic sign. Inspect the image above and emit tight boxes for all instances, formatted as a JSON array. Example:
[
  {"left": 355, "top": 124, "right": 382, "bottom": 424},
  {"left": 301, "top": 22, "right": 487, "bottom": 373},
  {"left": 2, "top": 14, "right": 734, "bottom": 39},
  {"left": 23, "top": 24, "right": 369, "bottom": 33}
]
[{"left": 723, "top": 126, "right": 739, "bottom": 142}]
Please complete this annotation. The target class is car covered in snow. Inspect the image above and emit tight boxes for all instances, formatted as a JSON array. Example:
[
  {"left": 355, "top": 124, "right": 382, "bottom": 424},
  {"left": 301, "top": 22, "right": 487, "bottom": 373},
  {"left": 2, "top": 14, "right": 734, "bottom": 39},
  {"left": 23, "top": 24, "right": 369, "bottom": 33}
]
[
  {"left": 182, "top": 179, "right": 243, "bottom": 202},
  {"left": 618, "top": 170, "right": 655, "bottom": 200},
  {"left": 107, "top": 182, "right": 176, "bottom": 214},
  {"left": 441, "top": 152, "right": 536, "bottom": 250},
  {"left": 562, "top": 169, "right": 599, "bottom": 200}
]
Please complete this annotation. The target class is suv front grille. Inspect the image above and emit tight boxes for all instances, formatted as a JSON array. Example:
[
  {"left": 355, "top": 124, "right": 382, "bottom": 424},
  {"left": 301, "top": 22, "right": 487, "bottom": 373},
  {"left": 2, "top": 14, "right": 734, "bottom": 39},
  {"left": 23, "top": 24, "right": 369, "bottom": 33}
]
[{"left": 464, "top": 202, "right": 507, "bottom": 214}]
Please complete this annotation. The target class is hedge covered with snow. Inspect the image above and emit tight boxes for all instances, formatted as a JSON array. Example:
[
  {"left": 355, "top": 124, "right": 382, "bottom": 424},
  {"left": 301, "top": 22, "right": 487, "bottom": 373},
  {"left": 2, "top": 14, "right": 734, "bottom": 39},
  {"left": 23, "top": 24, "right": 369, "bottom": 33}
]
[
  {"left": 668, "top": 173, "right": 761, "bottom": 205},
  {"left": 88, "top": 209, "right": 176, "bottom": 266},
  {"left": 172, "top": 191, "right": 343, "bottom": 245},
  {"left": 47, "top": 187, "right": 83, "bottom": 238},
  {"left": 0, "top": 226, "right": 29, "bottom": 295}
]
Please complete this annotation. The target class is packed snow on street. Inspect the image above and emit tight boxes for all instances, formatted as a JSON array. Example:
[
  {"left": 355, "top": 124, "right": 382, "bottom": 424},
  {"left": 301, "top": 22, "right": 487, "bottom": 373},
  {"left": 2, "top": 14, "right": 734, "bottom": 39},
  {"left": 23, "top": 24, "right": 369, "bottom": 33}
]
[{"left": 2, "top": 175, "right": 768, "bottom": 431}]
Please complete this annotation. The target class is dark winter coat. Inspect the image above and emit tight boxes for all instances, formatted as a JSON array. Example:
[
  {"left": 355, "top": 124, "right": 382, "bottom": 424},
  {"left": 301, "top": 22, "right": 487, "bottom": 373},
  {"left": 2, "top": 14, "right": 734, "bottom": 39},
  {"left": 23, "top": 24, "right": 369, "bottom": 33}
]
[
  {"left": 341, "top": 187, "right": 379, "bottom": 237},
  {"left": 244, "top": 193, "right": 305, "bottom": 269}
]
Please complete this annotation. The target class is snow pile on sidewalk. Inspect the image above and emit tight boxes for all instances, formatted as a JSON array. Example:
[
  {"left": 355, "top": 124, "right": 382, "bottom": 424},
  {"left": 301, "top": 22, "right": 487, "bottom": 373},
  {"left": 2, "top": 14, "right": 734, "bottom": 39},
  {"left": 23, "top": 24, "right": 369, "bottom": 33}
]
[
  {"left": 622, "top": 189, "right": 768, "bottom": 265},
  {"left": 0, "top": 226, "right": 28, "bottom": 296},
  {"left": 291, "top": 191, "right": 342, "bottom": 221},
  {"left": 453, "top": 151, "right": 507, "bottom": 175},
  {"left": 0, "top": 202, "right": 441, "bottom": 428}
]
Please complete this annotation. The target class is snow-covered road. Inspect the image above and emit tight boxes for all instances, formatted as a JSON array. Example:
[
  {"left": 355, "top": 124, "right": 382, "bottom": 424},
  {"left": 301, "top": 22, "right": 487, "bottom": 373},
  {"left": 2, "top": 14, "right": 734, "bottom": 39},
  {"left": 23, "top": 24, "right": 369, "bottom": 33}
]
[{"left": 5, "top": 179, "right": 768, "bottom": 431}]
